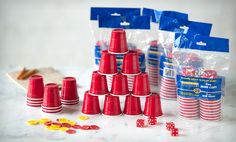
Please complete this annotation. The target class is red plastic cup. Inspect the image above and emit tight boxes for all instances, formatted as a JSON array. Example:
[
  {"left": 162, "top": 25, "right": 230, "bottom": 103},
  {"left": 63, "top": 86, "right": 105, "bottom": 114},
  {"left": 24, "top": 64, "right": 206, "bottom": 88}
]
[
  {"left": 103, "top": 94, "right": 122, "bottom": 116},
  {"left": 61, "top": 77, "right": 79, "bottom": 105},
  {"left": 98, "top": 50, "right": 118, "bottom": 75},
  {"left": 89, "top": 71, "right": 109, "bottom": 96},
  {"left": 132, "top": 72, "right": 151, "bottom": 97},
  {"left": 143, "top": 93, "right": 163, "bottom": 117},
  {"left": 111, "top": 73, "right": 129, "bottom": 96},
  {"left": 42, "top": 83, "right": 61, "bottom": 107},
  {"left": 27, "top": 75, "right": 44, "bottom": 99},
  {"left": 109, "top": 28, "right": 128, "bottom": 54},
  {"left": 82, "top": 91, "right": 101, "bottom": 115},
  {"left": 61, "top": 77, "right": 79, "bottom": 100},
  {"left": 122, "top": 50, "right": 140, "bottom": 75},
  {"left": 123, "top": 95, "right": 142, "bottom": 115}
]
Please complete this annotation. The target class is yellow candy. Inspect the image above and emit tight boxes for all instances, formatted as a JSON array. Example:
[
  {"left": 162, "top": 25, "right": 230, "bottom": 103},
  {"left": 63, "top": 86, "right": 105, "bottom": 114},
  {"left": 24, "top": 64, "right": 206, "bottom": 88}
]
[
  {"left": 26, "top": 120, "right": 39, "bottom": 126},
  {"left": 67, "top": 121, "right": 76, "bottom": 126},
  {"left": 46, "top": 124, "right": 61, "bottom": 130},
  {"left": 78, "top": 115, "right": 89, "bottom": 120},
  {"left": 38, "top": 118, "right": 51, "bottom": 124},
  {"left": 59, "top": 127, "right": 69, "bottom": 131},
  {"left": 57, "top": 118, "right": 69, "bottom": 123}
]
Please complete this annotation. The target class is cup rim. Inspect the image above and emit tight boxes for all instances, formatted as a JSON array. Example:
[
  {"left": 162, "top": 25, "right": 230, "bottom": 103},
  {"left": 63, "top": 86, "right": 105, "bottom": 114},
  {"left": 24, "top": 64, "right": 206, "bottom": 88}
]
[
  {"left": 121, "top": 72, "right": 141, "bottom": 76},
  {"left": 97, "top": 71, "right": 118, "bottom": 76},
  {"left": 88, "top": 92, "right": 109, "bottom": 96},
  {"left": 108, "top": 50, "right": 129, "bottom": 55},
  {"left": 26, "top": 97, "right": 43, "bottom": 101},
  {"left": 110, "top": 93, "right": 130, "bottom": 97},
  {"left": 41, "top": 105, "right": 62, "bottom": 109},
  {"left": 42, "top": 108, "right": 62, "bottom": 113},
  {"left": 61, "top": 98, "right": 79, "bottom": 102},
  {"left": 131, "top": 92, "right": 152, "bottom": 98}
]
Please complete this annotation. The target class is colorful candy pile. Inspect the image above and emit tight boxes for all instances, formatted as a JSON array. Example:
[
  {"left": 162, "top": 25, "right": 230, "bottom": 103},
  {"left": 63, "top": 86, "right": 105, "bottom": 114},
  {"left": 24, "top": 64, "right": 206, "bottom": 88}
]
[{"left": 26, "top": 117, "right": 99, "bottom": 134}]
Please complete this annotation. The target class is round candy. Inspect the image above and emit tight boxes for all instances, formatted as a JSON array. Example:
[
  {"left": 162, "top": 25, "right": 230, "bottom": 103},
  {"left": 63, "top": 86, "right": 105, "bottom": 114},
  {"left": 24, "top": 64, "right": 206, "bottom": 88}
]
[
  {"left": 60, "top": 127, "right": 69, "bottom": 131},
  {"left": 81, "top": 125, "right": 90, "bottom": 130},
  {"left": 72, "top": 124, "right": 82, "bottom": 129},
  {"left": 78, "top": 115, "right": 90, "bottom": 120},
  {"left": 26, "top": 120, "right": 39, "bottom": 126},
  {"left": 61, "top": 123, "right": 72, "bottom": 128},
  {"left": 90, "top": 125, "right": 100, "bottom": 130},
  {"left": 66, "top": 129, "right": 76, "bottom": 134}
]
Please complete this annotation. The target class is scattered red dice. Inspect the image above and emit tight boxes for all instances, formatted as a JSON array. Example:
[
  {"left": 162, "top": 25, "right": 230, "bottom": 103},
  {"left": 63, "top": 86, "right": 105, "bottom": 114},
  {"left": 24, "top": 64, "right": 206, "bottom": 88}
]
[
  {"left": 201, "top": 70, "right": 217, "bottom": 78},
  {"left": 171, "top": 128, "right": 179, "bottom": 136},
  {"left": 136, "top": 119, "right": 145, "bottom": 128},
  {"left": 148, "top": 117, "right": 157, "bottom": 125}
]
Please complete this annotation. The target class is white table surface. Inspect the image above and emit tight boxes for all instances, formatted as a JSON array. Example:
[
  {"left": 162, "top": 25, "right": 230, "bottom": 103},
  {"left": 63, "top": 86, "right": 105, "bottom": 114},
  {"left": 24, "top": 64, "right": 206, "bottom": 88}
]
[{"left": 1, "top": 66, "right": 236, "bottom": 142}]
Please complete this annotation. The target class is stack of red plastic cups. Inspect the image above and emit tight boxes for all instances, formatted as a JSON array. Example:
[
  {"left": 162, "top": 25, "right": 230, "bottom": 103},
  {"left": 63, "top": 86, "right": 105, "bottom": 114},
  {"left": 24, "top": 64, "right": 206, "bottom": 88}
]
[
  {"left": 98, "top": 50, "right": 118, "bottom": 91},
  {"left": 82, "top": 71, "right": 108, "bottom": 115},
  {"left": 105, "top": 29, "right": 129, "bottom": 91},
  {"left": 61, "top": 77, "right": 79, "bottom": 105},
  {"left": 26, "top": 75, "right": 44, "bottom": 107},
  {"left": 200, "top": 70, "right": 221, "bottom": 121},
  {"left": 160, "top": 77, "right": 177, "bottom": 100},
  {"left": 178, "top": 67, "right": 199, "bottom": 119},
  {"left": 42, "top": 83, "right": 62, "bottom": 113},
  {"left": 122, "top": 50, "right": 141, "bottom": 91}
]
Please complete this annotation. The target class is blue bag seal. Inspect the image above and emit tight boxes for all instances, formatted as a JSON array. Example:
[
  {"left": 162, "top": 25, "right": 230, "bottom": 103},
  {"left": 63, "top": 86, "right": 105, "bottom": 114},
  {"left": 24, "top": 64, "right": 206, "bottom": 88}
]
[
  {"left": 99, "top": 16, "right": 150, "bottom": 29},
  {"left": 90, "top": 7, "right": 141, "bottom": 20},
  {"left": 142, "top": 8, "right": 188, "bottom": 23}
]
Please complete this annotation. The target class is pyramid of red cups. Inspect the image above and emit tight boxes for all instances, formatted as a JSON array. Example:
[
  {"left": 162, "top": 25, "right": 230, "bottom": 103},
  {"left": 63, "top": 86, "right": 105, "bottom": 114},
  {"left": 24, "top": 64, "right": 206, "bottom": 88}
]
[{"left": 82, "top": 28, "right": 163, "bottom": 117}]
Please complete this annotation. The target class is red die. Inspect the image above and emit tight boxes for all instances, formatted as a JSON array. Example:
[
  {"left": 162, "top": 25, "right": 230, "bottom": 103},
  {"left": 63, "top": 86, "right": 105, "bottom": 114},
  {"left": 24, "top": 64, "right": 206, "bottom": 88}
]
[
  {"left": 136, "top": 119, "right": 145, "bottom": 128},
  {"left": 171, "top": 128, "right": 179, "bottom": 136},
  {"left": 201, "top": 70, "right": 217, "bottom": 79},
  {"left": 166, "top": 122, "right": 175, "bottom": 131},
  {"left": 148, "top": 117, "right": 157, "bottom": 125}
]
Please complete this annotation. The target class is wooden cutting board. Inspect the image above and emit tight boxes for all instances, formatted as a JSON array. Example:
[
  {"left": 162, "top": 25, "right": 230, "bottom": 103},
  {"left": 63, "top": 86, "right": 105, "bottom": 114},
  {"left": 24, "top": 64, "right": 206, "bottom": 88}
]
[{"left": 6, "top": 67, "right": 64, "bottom": 91}]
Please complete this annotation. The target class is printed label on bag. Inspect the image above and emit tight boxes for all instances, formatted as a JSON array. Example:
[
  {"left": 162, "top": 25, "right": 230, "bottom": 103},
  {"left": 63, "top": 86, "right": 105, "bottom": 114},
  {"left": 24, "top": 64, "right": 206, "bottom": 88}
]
[
  {"left": 159, "top": 55, "right": 176, "bottom": 79},
  {"left": 176, "top": 75, "right": 224, "bottom": 100}
]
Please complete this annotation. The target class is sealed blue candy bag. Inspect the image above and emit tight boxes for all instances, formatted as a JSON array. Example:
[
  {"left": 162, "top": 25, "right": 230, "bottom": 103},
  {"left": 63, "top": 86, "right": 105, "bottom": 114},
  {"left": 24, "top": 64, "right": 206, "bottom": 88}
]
[{"left": 173, "top": 34, "right": 229, "bottom": 121}]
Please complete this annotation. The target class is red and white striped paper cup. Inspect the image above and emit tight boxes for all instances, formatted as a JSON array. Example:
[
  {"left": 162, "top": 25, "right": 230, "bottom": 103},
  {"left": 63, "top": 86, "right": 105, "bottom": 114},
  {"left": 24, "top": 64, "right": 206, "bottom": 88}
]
[
  {"left": 178, "top": 96, "right": 199, "bottom": 119},
  {"left": 200, "top": 99, "right": 222, "bottom": 121}
]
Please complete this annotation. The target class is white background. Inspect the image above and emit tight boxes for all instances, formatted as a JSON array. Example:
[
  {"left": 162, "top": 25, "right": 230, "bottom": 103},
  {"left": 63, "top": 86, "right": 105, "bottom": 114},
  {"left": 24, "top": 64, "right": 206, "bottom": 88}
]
[{"left": 0, "top": 0, "right": 235, "bottom": 81}]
